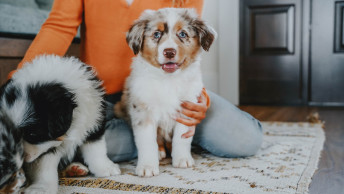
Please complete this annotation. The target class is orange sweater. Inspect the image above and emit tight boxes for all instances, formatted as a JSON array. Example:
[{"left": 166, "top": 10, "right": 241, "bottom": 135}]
[{"left": 15, "top": 0, "right": 209, "bottom": 105}]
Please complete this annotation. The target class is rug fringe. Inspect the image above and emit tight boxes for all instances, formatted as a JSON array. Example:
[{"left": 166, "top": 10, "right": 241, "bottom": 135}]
[
  {"left": 296, "top": 117, "right": 326, "bottom": 194},
  {"left": 307, "top": 112, "right": 325, "bottom": 128}
]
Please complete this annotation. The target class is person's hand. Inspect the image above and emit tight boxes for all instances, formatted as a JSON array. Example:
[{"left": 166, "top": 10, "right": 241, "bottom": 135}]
[{"left": 175, "top": 93, "right": 208, "bottom": 138}]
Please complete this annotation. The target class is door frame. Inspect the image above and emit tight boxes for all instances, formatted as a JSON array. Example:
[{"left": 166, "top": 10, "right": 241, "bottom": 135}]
[
  {"left": 218, "top": 0, "right": 240, "bottom": 105},
  {"left": 301, "top": 0, "right": 311, "bottom": 105},
  {"left": 237, "top": 0, "right": 318, "bottom": 106},
  {"left": 307, "top": 0, "right": 344, "bottom": 107}
]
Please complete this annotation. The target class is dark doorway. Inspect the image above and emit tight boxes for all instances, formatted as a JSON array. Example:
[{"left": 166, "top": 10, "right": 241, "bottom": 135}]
[
  {"left": 240, "top": 0, "right": 344, "bottom": 106},
  {"left": 310, "top": 0, "right": 344, "bottom": 106}
]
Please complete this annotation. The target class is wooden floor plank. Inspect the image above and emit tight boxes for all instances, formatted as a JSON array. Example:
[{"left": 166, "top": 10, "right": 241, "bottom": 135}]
[
  {"left": 238, "top": 106, "right": 344, "bottom": 194},
  {"left": 309, "top": 108, "right": 344, "bottom": 194}
]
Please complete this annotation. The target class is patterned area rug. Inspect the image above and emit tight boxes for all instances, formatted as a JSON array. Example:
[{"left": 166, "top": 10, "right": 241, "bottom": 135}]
[{"left": 58, "top": 122, "right": 325, "bottom": 194}]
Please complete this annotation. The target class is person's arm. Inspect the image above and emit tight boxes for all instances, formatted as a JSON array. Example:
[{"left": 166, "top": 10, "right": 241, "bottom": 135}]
[{"left": 9, "top": 0, "right": 83, "bottom": 76}]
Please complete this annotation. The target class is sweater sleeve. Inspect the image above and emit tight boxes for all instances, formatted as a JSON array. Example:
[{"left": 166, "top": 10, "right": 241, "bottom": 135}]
[
  {"left": 202, "top": 88, "right": 211, "bottom": 108},
  {"left": 9, "top": 0, "right": 83, "bottom": 77}
]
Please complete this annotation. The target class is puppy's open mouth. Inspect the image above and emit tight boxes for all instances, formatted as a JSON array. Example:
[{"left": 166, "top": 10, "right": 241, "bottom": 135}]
[{"left": 161, "top": 62, "right": 182, "bottom": 73}]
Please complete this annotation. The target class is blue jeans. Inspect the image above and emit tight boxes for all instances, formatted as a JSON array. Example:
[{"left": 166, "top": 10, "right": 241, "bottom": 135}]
[{"left": 104, "top": 91, "right": 263, "bottom": 162}]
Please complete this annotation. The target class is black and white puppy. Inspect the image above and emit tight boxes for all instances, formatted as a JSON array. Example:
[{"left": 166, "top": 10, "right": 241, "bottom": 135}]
[
  {"left": 0, "top": 55, "right": 120, "bottom": 194},
  {"left": 115, "top": 8, "right": 216, "bottom": 177}
]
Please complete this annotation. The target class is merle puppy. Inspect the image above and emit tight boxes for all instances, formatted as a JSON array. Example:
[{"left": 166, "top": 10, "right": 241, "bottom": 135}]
[
  {"left": 0, "top": 111, "right": 25, "bottom": 193},
  {"left": 115, "top": 8, "right": 216, "bottom": 177},
  {"left": 0, "top": 55, "right": 120, "bottom": 194}
]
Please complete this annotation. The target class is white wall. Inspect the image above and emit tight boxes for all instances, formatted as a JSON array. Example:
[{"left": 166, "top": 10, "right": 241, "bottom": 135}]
[
  {"left": 202, "top": 0, "right": 240, "bottom": 105},
  {"left": 201, "top": 0, "right": 219, "bottom": 93}
]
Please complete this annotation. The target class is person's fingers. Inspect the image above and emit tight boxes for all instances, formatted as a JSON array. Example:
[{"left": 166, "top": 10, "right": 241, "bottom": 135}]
[
  {"left": 197, "top": 92, "right": 207, "bottom": 104},
  {"left": 181, "top": 101, "right": 207, "bottom": 113},
  {"left": 180, "top": 108, "right": 206, "bottom": 120},
  {"left": 176, "top": 93, "right": 208, "bottom": 127},
  {"left": 175, "top": 117, "right": 200, "bottom": 126},
  {"left": 182, "top": 126, "right": 195, "bottom": 138}
]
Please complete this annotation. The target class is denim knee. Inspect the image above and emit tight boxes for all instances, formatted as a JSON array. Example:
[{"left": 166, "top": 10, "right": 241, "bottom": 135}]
[
  {"left": 193, "top": 90, "right": 263, "bottom": 158},
  {"left": 104, "top": 118, "right": 137, "bottom": 162},
  {"left": 196, "top": 120, "right": 263, "bottom": 158}
]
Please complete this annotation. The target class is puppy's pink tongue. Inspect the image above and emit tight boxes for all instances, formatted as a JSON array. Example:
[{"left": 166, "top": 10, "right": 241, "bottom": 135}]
[{"left": 162, "top": 63, "right": 179, "bottom": 73}]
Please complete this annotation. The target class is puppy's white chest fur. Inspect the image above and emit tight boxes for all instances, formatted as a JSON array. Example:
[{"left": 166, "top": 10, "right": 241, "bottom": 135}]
[
  {"left": 126, "top": 56, "right": 203, "bottom": 136},
  {"left": 120, "top": 7, "right": 216, "bottom": 177}
]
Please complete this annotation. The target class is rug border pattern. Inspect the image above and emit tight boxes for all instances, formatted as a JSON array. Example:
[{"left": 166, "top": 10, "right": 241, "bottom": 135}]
[{"left": 58, "top": 121, "right": 325, "bottom": 194}]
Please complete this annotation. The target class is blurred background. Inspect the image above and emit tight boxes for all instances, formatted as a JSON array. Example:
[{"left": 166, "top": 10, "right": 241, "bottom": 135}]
[
  {"left": 205, "top": 0, "right": 344, "bottom": 107},
  {"left": 0, "top": 1, "right": 343, "bottom": 193},
  {"left": 1, "top": 0, "right": 344, "bottom": 107}
]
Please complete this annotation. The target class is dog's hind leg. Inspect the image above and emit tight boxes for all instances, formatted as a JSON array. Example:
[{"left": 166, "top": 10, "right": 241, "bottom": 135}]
[
  {"left": 157, "top": 134, "right": 167, "bottom": 160},
  {"left": 80, "top": 137, "right": 121, "bottom": 177}
]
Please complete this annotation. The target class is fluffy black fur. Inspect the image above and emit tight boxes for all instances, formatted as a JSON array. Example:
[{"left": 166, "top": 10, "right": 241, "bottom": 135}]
[
  {"left": 0, "top": 55, "right": 108, "bottom": 193},
  {"left": 22, "top": 83, "right": 77, "bottom": 144}
]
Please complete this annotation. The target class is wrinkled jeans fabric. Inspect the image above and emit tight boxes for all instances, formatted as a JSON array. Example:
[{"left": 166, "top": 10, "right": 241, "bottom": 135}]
[{"left": 104, "top": 91, "right": 263, "bottom": 162}]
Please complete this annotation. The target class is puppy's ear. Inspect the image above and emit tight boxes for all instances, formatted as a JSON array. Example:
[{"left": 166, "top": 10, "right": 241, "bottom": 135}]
[
  {"left": 192, "top": 20, "right": 217, "bottom": 51},
  {"left": 126, "top": 19, "right": 149, "bottom": 55},
  {"left": 126, "top": 10, "right": 155, "bottom": 55}
]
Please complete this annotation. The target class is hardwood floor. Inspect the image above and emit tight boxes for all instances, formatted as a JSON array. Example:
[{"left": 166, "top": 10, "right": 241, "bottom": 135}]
[{"left": 239, "top": 106, "right": 344, "bottom": 194}]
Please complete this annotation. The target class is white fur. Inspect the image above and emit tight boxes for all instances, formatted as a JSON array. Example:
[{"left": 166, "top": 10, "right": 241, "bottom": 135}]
[
  {"left": 80, "top": 137, "right": 121, "bottom": 177},
  {"left": 24, "top": 140, "right": 62, "bottom": 162},
  {"left": 122, "top": 8, "right": 216, "bottom": 178},
  {"left": 128, "top": 55, "right": 203, "bottom": 176},
  {"left": 7, "top": 55, "right": 121, "bottom": 194}
]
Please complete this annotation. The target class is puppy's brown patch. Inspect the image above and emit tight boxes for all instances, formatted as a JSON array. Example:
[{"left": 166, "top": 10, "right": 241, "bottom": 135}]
[
  {"left": 0, "top": 170, "right": 24, "bottom": 194},
  {"left": 56, "top": 135, "right": 66, "bottom": 141},
  {"left": 173, "top": 21, "right": 184, "bottom": 34},
  {"left": 114, "top": 87, "right": 130, "bottom": 121},
  {"left": 142, "top": 41, "right": 160, "bottom": 68},
  {"left": 172, "top": 21, "right": 201, "bottom": 70},
  {"left": 157, "top": 22, "right": 168, "bottom": 34},
  {"left": 157, "top": 127, "right": 173, "bottom": 159}
]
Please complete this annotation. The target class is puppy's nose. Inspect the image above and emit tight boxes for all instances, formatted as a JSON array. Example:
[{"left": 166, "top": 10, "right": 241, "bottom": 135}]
[{"left": 163, "top": 48, "right": 176, "bottom": 59}]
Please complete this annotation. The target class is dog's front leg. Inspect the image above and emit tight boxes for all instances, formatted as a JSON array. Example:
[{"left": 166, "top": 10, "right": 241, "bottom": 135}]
[
  {"left": 80, "top": 137, "right": 121, "bottom": 177},
  {"left": 172, "top": 123, "right": 194, "bottom": 168},
  {"left": 24, "top": 153, "right": 61, "bottom": 194},
  {"left": 133, "top": 121, "right": 159, "bottom": 177}
]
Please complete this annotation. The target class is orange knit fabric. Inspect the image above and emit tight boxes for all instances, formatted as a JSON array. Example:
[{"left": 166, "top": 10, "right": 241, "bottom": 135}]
[{"left": 13, "top": 0, "right": 209, "bottom": 105}]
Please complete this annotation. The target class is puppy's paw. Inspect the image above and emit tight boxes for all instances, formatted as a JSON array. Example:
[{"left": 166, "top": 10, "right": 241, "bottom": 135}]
[
  {"left": 173, "top": 155, "right": 194, "bottom": 168},
  {"left": 61, "top": 162, "right": 89, "bottom": 177},
  {"left": 24, "top": 184, "right": 55, "bottom": 194},
  {"left": 90, "top": 160, "right": 121, "bottom": 177},
  {"left": 136, "top": 164, "right": 159, "bottom": 177}
]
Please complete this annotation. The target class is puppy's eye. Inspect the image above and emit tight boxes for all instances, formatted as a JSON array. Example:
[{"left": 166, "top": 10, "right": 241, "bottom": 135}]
[
  {"left": 153, "top": 31, "right": 161, "bottom": 39},
  {"left": 178, "top": 31, "right": 187, "bottom": 38}
]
